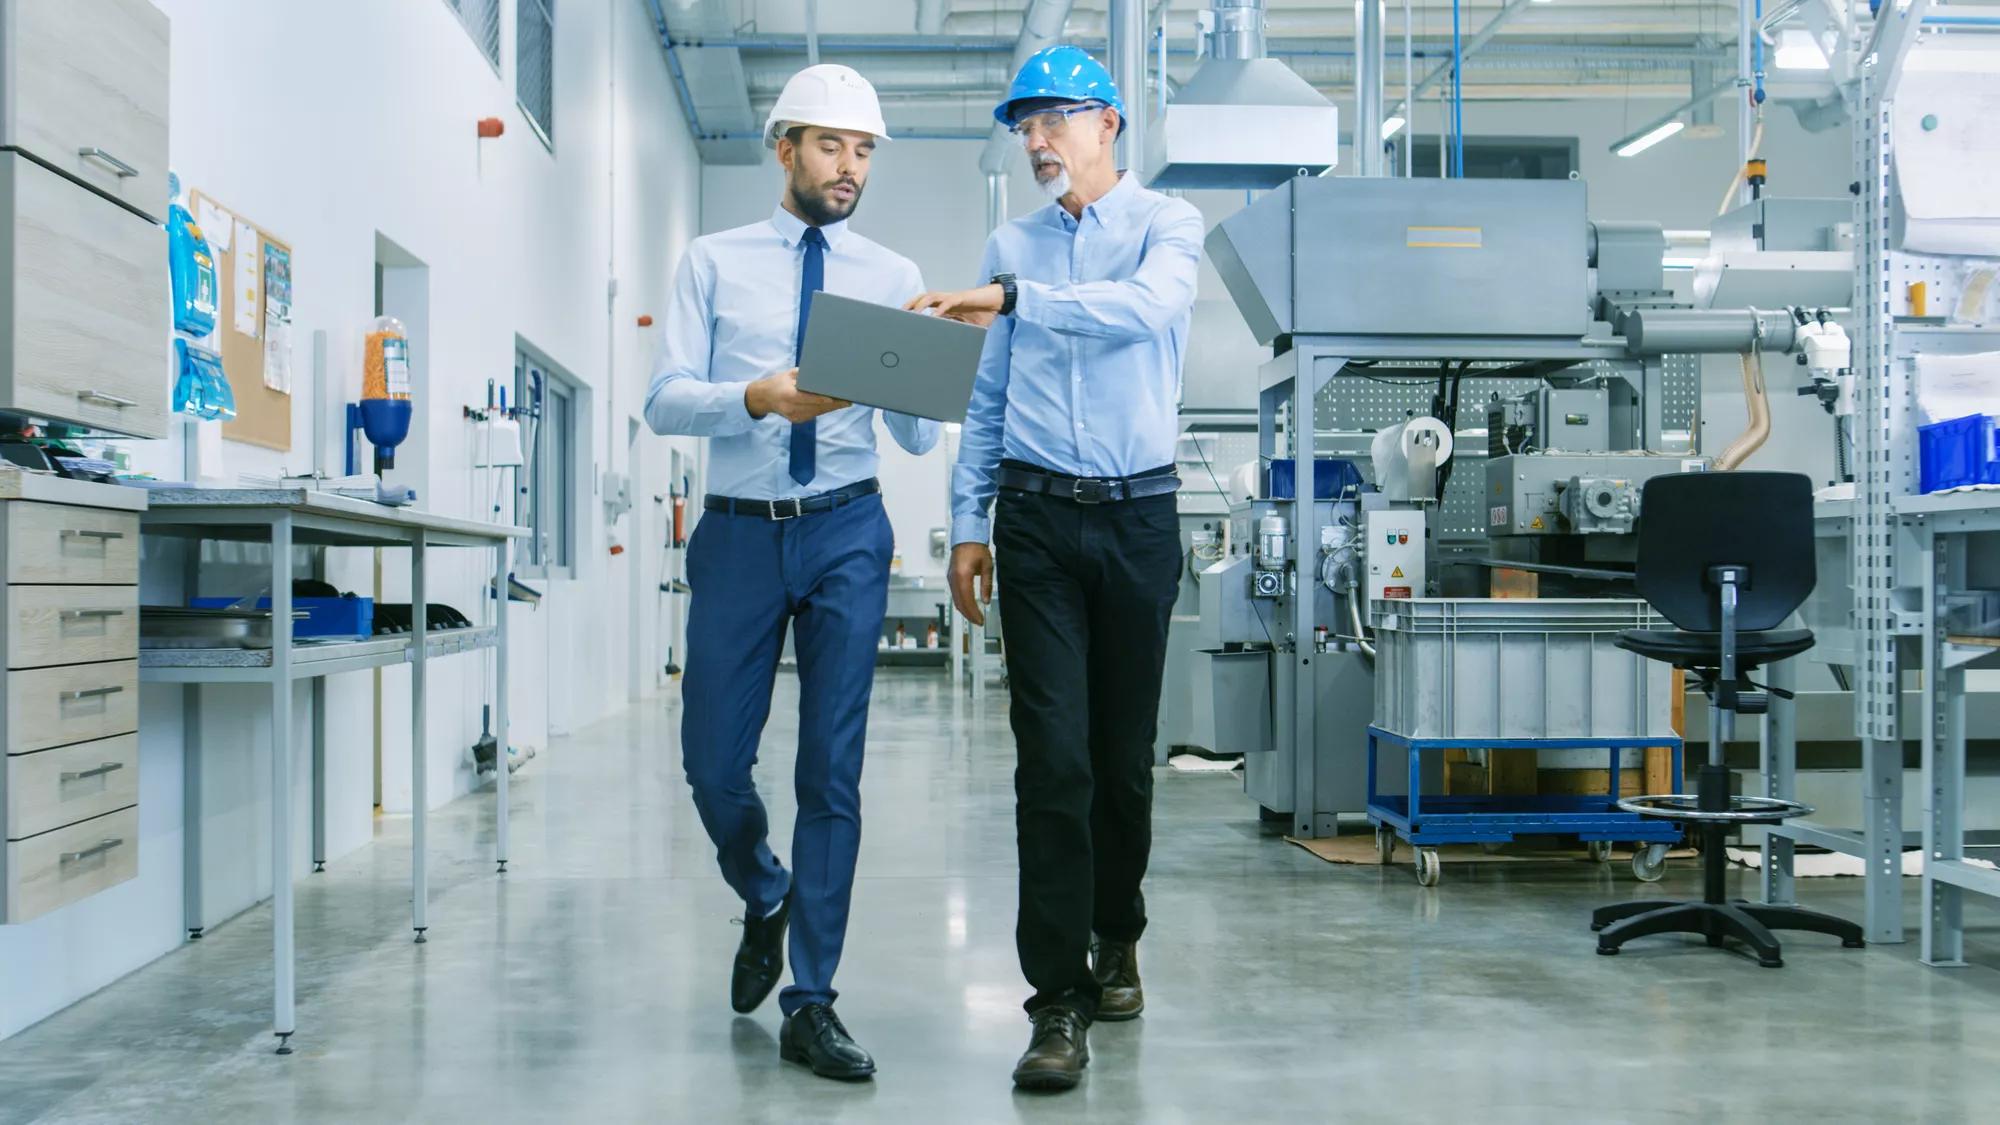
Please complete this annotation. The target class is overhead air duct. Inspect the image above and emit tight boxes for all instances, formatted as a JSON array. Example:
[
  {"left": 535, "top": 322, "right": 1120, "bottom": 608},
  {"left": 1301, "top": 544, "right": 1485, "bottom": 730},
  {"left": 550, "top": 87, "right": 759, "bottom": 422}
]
[
  {"left": 1145, "top": 0, "right": 1339, "bottom": 189},
  {"left": 979, "top": 0, "right": 1077, "bottom": 175}
]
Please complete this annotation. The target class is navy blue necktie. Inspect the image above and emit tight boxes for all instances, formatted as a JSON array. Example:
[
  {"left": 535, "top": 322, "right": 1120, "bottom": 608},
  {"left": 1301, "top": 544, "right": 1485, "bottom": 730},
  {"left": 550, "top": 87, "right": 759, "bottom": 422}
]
[{"left": 789, "top": 226, "right": 827, "bottom": 487}]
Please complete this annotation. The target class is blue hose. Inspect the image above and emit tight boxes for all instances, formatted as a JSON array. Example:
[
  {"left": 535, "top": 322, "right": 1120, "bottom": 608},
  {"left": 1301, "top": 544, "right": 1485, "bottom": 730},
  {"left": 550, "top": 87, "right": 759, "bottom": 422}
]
[
  {"left": 1752, "top": 0, "right": 1766, "bottom": 106},
  {"left": 1451, "top": 0, "right": 1464, "bottom": 177}
]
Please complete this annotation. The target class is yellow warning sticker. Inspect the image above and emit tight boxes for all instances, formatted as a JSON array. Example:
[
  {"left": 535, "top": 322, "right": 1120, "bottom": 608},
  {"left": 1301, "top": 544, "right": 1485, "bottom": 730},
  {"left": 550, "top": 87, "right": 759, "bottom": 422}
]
[
  {"left": 1530, "top": 516, "right": 1545, "bottom": 530},
  {"left": 1391, "top": 566, "right": 1405, "bottom": 578}
]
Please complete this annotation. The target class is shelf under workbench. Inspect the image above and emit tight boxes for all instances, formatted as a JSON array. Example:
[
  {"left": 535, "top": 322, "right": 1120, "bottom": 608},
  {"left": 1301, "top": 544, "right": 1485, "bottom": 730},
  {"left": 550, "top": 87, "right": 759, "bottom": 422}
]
[{"left": 140, "top": 627, "right": 498, "bottom": 682}]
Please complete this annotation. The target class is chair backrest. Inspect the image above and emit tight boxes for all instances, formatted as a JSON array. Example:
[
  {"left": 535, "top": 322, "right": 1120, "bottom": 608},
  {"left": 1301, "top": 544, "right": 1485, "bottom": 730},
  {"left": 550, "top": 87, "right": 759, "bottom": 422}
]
[{"left": 1635, "top": 471, "right": 1816, "bottom": 632}]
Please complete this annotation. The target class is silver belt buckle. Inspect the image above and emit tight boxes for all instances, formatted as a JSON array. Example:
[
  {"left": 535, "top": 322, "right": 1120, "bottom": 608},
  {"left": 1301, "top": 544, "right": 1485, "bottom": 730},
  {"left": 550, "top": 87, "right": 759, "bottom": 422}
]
[
  {"left": 771, "top": 497, "right": 805, "bottom": 521},
  {"left": 1072, "top": 478, "right": 1108, "bottom": 504}
]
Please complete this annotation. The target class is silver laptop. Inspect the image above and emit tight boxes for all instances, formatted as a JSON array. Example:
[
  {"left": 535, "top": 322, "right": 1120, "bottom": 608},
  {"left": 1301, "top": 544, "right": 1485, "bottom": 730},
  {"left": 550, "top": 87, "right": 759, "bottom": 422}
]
[{"left": 797, "top": 292, "right": 987, "bottom": 424}]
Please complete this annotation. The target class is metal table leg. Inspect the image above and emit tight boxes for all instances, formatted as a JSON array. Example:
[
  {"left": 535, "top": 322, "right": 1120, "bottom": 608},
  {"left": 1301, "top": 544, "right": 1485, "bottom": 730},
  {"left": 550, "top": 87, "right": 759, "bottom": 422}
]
[
  {"left": 494, "top": 538, "right": 510, "bottom": 873},
  {"left": 1761, "top": 658, "right": 1798, "bottom": 907},
  {"left": 1923, "top": 527, "right": 1968, "bottom": 966},
  {"left": 412, "top": 535, "right": 428, "bottom": 943},
  {"left": 271, "top": 514, "right": 297, "bottom": 1055},
  {"left": 311, "top": 679, "right": 326, "bottom": 873},
  {"left": 1862, "top": 734, "right": 1906, "bottom": 944},
  {"left": 182, "top": 540, "right": 204, "bottom": 940}
]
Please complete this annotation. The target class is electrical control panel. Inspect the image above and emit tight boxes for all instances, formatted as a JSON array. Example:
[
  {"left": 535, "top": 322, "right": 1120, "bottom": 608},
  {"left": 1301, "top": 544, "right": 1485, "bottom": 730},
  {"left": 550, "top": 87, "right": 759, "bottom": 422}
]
[{"left": 1365, "top": 509, "right": 1426, "bottom": 602}]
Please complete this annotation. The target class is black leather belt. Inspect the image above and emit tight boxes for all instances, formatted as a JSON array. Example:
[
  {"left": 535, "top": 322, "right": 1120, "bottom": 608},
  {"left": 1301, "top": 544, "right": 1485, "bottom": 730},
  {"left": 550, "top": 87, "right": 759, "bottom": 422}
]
[
  {"left": 705, "top": 478, "right": 879, "bottom": 520},
  {"left": 995, "top": 463, "right": 1180, "bottom": 505}
]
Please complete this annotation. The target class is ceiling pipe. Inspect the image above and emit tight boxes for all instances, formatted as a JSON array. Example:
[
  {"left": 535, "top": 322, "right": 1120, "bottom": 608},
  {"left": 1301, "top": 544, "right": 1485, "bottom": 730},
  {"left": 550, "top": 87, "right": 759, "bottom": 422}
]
[
  {"left": 1111, "top": 0, "right": 1148, "bottom": 176},
  {"left": 1357, "top": 0, "right": 1386, "bottom": 176},
  {"left": 949, "top": 3, "right": 1742, "bottom": 38},
  {"left": 917, "top": 0, "right": 951, "bottom": 36},
  {"left": 980, "top": 0, "right": 1078, "bottom": 175}
]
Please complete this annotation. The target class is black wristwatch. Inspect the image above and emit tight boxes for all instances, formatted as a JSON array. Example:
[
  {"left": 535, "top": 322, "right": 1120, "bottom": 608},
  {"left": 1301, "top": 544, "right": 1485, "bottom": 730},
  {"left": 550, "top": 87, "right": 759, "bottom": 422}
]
[{"left": 990, "top": 273, "right": 1018, "bottom": 317}]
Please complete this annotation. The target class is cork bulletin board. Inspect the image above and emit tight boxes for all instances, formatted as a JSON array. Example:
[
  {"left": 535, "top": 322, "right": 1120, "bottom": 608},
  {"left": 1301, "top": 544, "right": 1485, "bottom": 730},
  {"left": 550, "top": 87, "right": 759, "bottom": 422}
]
[{"left": 187, "top": 189, "right": 293, "bottom": 451}]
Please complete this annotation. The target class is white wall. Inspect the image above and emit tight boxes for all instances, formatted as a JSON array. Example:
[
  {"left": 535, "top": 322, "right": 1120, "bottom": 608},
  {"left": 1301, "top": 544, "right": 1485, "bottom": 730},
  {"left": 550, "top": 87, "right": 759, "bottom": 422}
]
[{"left": 1, "top": 0, "right": 704, "bottom": 1041}]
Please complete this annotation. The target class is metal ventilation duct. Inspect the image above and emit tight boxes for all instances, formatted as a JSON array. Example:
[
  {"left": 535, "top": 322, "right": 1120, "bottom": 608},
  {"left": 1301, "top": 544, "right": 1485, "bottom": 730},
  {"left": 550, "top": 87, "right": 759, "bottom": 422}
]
[
  {"left": 1144, "top": 1, "right": 1339, "bottom": 190},
  {"left": 659, "top": 0, "right": 766, "bottom": 165}
]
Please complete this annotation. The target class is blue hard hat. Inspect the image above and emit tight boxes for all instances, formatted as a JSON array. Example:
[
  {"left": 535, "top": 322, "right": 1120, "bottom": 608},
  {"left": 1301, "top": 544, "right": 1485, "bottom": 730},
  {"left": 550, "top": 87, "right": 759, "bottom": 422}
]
[{"left": 994, "top": 45, "right": 1126, "bottom": 135}]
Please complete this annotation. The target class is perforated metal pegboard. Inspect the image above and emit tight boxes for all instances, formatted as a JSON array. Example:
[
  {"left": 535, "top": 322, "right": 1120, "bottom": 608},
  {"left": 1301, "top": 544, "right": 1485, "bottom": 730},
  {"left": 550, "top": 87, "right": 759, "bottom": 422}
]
[{"left": 1658, "top": 354, "right": 1701, "bottom": 451}]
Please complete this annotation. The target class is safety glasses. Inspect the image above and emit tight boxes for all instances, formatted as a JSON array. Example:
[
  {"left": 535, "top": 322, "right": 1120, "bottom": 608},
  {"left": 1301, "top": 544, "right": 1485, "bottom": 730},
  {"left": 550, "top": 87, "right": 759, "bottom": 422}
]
[{"left": 1009, "top": 102, "right": 1107, "bottom": 144}]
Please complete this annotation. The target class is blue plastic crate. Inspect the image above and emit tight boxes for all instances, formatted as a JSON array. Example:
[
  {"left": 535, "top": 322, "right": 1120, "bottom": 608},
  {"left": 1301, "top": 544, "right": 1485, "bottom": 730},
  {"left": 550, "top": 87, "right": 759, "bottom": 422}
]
[
  {"left": 1919, "top": 414, "right": 2000, "bottom": 493},
  {"left": 190, "top": 596, "right": 374, "bottom": 639},
  {"left": 1268, "top": 457, "right": 1364, "bottom": 500}
]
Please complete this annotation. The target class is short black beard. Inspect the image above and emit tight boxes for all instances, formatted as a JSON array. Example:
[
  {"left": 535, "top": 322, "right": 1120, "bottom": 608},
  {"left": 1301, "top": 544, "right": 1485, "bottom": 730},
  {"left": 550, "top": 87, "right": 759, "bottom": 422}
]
[{"left": 787, "top": 177, "right": 861, "bottom": 228}]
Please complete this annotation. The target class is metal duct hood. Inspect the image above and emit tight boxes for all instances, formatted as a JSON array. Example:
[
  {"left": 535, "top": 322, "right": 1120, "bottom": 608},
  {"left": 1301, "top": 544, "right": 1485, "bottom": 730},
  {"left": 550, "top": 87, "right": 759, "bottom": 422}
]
[{"left": 1144, "top": 57, "right": 1338, "bottom": 189}]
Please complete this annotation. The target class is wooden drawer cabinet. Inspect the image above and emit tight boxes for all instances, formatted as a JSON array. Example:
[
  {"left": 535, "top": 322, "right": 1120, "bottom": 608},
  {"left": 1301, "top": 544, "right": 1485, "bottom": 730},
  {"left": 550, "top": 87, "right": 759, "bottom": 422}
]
[
  {"left": 3, "top": 501, "right": 140, "bottom": 584},
  {"left": 6, "top": 659, "right": 137, "bottom": 754},
  {"left": 0, "top": 0, "right": 170, "bottom": 221},
  {"left": 3, "top": 807, "right": 137, "bottom": 923},
  {"left": 0, "top": 153, "right": 169, "bottom": 439},
  {"left": 6, "top": 733, "right": 137, "bottom": 841},
  {"left": 3, "top": 584, "right": 138, "bottom": 668}
]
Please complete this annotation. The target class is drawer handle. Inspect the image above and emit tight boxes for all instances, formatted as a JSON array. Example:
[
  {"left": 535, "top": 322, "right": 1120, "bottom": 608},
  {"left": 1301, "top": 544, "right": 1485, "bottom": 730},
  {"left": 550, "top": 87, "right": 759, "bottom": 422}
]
[
  {"left": 76, "top": 147, "right": 139, "bottom": 178},
  {"left": 60, "top": 838, "right": 125, "bottom": 865},
  {"left": 60, "top": 529, "right": 126, "bottom": 542},
  {"left": 76, "top": 390, "right": 138, "bottom": 409},
  {"left": 60, "top": 762, "right": 126, "bottom": 783},
  {"left": 61, "top": 685, "right": 125, "bottom": 702},
  {"left": 61, "top": 608, "right": 128, "bottom": 621}
]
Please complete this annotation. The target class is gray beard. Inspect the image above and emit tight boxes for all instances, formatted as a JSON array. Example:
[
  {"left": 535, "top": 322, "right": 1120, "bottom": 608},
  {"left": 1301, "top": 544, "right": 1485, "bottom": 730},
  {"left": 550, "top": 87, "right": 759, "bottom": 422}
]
[{"left": 1034, "top": 166, "right": 1070, "bottom": 201}]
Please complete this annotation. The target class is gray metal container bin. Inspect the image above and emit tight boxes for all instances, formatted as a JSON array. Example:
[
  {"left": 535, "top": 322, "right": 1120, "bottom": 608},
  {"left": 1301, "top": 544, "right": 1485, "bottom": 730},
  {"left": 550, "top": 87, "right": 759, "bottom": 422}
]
[{"left": 1370, "top": 599, "right": 1675, "bottom": 741}]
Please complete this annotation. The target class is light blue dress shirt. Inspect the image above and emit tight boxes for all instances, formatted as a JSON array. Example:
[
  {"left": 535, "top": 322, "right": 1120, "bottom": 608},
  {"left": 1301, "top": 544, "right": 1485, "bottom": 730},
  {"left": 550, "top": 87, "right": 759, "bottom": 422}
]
[
  {"left": 645, "top": 207, "right": 941, "bottom": 500},
  {"left": 949, "top": 172, "right": 1204, "bottom": 546}
]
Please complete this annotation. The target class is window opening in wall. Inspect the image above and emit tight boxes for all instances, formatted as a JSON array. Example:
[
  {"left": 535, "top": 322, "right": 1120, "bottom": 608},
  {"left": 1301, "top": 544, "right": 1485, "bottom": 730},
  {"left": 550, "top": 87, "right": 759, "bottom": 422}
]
[
  {"left": 443, "top": 0, "right": 502, "bottom": 71},
  {"left": 515, "top": 343, "right": 578, "bottom": 577},
  {"left": 518, "top": 0, "right": 556, "bottom": 149}
]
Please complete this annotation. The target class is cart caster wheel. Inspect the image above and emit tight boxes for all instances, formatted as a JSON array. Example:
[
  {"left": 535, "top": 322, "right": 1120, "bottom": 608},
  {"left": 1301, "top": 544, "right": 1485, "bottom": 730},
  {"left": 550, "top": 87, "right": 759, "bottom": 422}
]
[
  {"left": 1596, "top": 943, "right": 1619, "bottom": 956},
  {"left": 1632, "top": 843, "right": 1669, "bottom": 883},
  {"left": 1586, "top": 840, "right": 1613, "bottom": 863},
  {"left": 1375, "top": 828, "right": 1396, "bottom": 865},
  {"left": 1415, "top": 849, "right": 1441, "bottom": 887}
]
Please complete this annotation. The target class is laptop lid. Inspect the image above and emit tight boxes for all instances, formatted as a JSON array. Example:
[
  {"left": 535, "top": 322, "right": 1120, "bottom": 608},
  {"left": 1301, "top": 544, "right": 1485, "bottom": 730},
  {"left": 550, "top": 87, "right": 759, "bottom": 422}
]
[{"left": 796, "top": 292, "right": 987, "bottom": 424}]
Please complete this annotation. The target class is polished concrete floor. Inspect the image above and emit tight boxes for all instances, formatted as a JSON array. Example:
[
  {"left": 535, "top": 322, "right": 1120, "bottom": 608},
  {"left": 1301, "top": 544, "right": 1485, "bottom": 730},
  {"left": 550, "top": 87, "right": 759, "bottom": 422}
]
[{"left": 5, "top": 670, "right": 2000, "bottom": 1123}]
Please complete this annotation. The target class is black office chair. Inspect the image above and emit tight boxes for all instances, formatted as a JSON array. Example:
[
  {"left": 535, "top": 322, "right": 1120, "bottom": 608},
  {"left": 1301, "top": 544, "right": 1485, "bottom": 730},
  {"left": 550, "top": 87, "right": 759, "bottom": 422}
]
[{"left": 1592, "top": 471, "right": 1865, "bottom": 966}]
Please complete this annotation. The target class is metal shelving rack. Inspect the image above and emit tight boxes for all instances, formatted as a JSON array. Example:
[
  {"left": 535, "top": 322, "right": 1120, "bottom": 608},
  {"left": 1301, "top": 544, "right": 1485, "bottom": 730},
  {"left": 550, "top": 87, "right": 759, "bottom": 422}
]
[{"left": 1773, "top": 0, "right": 2000, "bottom": 961}]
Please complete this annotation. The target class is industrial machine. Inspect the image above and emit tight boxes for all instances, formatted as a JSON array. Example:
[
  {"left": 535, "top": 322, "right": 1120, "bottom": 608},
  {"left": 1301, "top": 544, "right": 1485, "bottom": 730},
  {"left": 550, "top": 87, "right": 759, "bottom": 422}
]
[{"left": 1197, "top": 175, "right": 1840, "bottom": 837}]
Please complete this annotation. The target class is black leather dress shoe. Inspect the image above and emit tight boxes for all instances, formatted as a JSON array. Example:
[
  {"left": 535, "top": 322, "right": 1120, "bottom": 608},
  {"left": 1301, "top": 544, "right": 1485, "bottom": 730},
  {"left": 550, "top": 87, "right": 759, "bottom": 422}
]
[
  {"left": 779, "top": 1003, "right": 876, "bottom": 1080},
  {"left": 1092, "top": 940, "right": 1144, "bottom": 1021},
  {"left": 730, "top": 892, "right": 790, "bottom": 1014},
  {"left": 1012, "top": 1005, "right": 1088, "bottom": 1091}
]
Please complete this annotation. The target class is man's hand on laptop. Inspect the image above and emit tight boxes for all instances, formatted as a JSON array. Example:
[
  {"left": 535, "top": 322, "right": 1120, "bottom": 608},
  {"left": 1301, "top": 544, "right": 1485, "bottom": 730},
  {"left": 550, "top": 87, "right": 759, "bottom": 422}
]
[
  {"left": 905, "top": 285, "right": 1002, "bottom": 328},
  {"left": 745, "top": 368, "right": 850, "bottom": 424}
]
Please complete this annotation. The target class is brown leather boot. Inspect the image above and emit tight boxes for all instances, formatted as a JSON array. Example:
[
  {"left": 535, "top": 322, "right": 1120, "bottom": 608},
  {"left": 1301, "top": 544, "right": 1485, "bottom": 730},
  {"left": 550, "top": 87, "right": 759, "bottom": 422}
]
[
  {"left": 1012, "top": 1006, "right": 1089, "bottom": 1091},
  {"left": 1092, "top": 940, "right": 1144, "bottom": 1021}
]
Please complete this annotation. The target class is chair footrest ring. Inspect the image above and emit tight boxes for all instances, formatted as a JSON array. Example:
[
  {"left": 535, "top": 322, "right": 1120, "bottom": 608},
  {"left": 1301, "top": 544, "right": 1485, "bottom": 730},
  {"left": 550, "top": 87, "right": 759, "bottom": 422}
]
[{"left": 1617, "top": 794, "right": 1813, "bottom": 824}]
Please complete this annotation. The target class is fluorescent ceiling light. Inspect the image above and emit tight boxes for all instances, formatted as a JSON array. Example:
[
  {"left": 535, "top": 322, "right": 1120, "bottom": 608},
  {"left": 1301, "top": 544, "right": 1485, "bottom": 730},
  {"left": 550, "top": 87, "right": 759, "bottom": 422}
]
[
  {"left": 1382, "top": 115, "right": 1406, "bottom": 140},
  {"left": 1773, "top": 28, "right": 1831, "bottom": 70},
  {"left": 1614, "top": 119, "right": 1686, "bottom": 158}
]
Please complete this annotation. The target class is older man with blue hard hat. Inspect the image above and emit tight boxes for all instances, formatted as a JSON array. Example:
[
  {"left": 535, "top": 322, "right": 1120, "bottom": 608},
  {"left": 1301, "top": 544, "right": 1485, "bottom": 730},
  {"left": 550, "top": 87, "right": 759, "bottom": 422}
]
[
  {"left": 646, "top": 63, "right": 939, "bottom": 1082},
  {"left": 907, "top": 44, "right": 1204, "bottom": 1092}
]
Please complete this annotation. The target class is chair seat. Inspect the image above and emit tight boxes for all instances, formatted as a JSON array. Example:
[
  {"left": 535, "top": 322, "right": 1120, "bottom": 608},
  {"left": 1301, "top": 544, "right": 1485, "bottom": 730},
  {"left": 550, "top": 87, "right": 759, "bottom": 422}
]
[{"left": 1614, "top": 627, "right": 1815, "bottom": 671}]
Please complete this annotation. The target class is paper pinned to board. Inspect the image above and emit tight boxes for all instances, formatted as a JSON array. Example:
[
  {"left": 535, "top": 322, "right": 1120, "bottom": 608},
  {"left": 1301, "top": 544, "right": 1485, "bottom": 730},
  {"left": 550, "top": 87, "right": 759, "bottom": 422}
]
[
  {"left": 196, "top": 199, "right": 234, "bottom": 252},
  {"left": 1914, "top": 351, "right": 2000, "bottom": 425},
  {"left": 261, "top": 239, "right": 293, "bottom": 393},
  {"left": 232, "top": 221, "right": 261, "bottom": 337},
  {"left": 1892, "top": 45, "right": 2000, "bottom": 255}
]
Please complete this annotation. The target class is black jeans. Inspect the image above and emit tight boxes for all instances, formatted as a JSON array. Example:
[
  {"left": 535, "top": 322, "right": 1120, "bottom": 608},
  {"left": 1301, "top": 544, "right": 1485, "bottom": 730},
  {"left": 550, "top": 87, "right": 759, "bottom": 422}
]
[{"left": 994, "top": 476, "right": 1182, "bottom": 1021}]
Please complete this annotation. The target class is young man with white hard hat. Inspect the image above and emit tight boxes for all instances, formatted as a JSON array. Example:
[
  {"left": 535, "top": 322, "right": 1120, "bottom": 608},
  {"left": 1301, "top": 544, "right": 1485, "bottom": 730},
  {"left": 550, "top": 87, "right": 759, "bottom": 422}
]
[
  {"left": 644, "top": 63, "right": 935, "bottom": 1081},
  {"left": 907, "top": 45, "right": 1204, "bottom": 1092}
]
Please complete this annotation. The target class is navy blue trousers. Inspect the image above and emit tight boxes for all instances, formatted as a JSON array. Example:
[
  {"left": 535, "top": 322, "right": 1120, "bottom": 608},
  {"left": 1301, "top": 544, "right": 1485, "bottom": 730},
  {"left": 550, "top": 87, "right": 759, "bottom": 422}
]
[{"left": 681, "top": 493, "right": 892, "bottom": 1015}]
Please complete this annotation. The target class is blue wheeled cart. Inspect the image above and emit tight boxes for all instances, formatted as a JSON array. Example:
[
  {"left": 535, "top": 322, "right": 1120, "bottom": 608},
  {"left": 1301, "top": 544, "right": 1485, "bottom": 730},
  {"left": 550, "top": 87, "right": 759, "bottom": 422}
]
[{"left": 1366, "top": 726, "right": 1684, "bottom": 887}]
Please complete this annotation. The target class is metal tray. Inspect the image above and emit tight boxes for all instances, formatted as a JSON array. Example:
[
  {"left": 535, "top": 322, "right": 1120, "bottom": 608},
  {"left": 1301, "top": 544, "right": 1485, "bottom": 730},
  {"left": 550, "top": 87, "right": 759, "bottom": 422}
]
[{"left": 140, "top": 606, "right": 307, "bottom": 650}]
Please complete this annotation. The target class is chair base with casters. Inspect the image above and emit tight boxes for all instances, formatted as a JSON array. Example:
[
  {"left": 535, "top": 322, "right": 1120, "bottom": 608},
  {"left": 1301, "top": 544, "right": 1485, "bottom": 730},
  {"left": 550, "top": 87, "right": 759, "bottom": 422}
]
[{"left": 1591, "top": 770, "right": 1865, "bottom": 966}]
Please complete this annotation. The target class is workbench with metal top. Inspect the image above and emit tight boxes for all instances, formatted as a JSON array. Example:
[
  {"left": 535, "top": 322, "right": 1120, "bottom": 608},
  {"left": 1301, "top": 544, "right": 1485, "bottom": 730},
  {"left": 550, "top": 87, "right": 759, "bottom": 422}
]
[{"left": 138, "top": 487, "right": 525, "bottom": 1055}]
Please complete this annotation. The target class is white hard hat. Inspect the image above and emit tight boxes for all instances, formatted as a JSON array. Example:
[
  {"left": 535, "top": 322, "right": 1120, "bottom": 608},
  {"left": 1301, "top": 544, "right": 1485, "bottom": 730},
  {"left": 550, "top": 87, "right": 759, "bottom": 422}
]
[{"left": 763, "top": 64, "right": 891, "bottom": 150}]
